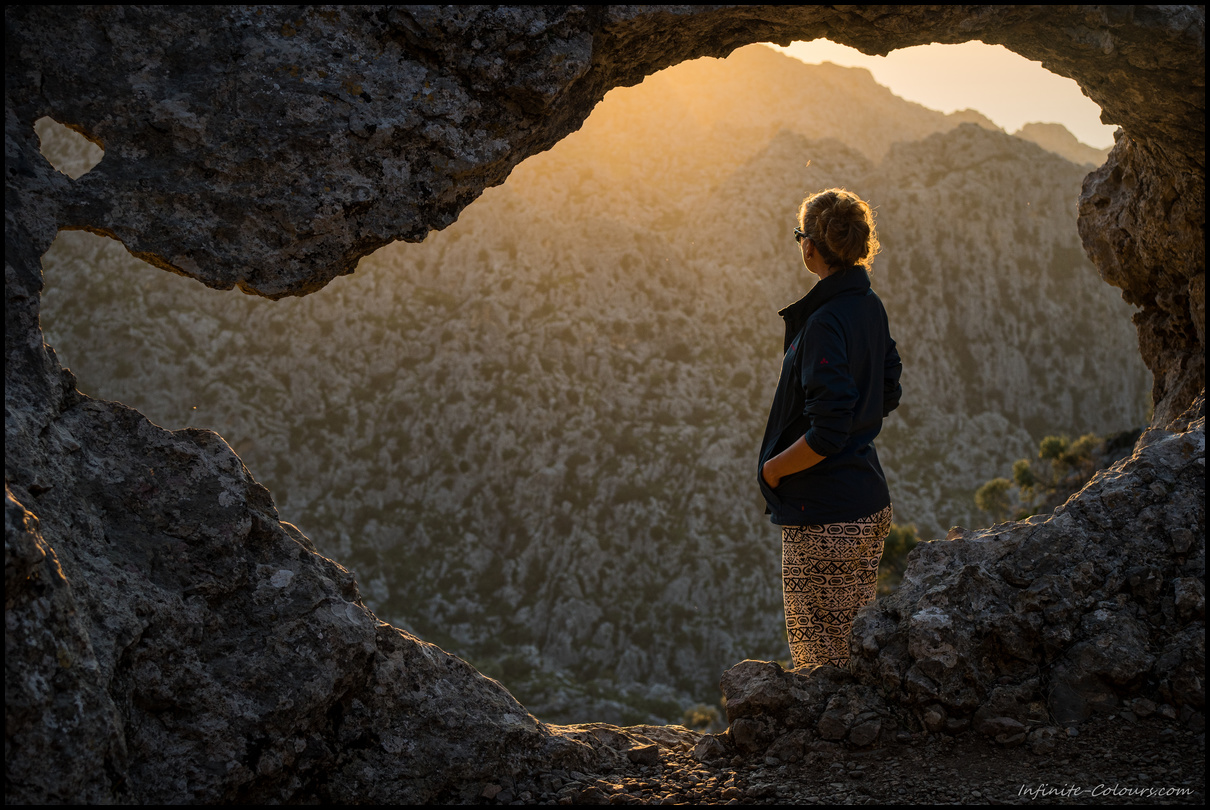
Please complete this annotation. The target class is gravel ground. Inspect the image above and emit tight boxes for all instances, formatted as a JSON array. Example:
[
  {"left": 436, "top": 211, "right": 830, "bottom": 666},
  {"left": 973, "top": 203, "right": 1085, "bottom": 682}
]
[{"left": 483, "top": 713, "right": 1204, "bottom": 805}]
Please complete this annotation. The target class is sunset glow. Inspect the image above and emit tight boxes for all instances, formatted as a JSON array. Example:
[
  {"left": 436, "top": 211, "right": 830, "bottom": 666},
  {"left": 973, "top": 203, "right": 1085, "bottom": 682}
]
[{"left": 770, "top": 40, "right": 1116, "bottom": 149}]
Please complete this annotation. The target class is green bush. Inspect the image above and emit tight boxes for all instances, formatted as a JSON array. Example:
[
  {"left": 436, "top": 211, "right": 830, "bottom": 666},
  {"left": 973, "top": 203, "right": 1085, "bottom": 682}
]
[
  {"left": 974, "top": 478, "right": 1013, "bottom": 524},
  {"left": 974, "top": 429, "right": 1139, "bottom": 524},
  {"left": 682, "top": 703, "right": 721, "bottom": 731}
]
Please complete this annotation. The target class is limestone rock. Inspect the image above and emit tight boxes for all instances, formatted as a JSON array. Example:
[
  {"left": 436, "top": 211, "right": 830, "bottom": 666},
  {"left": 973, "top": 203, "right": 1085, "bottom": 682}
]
[
  {"left": 1078, "top": 132, "right": 1205, "bottom": 424},
  {"left": 719, "top": 661, "right": 896, "bottom": 752},
  {"left": 5, "top": 487, "right": 126, "bottom": 804},
  {"left": 5, "top": 402, "right": 598, "bottom": 803}
]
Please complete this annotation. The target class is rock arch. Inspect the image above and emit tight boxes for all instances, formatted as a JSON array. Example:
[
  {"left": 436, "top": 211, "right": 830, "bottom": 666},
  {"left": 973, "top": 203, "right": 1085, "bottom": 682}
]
[{"left": 5, "top": 5, "right": 1204, "bottom": 803}]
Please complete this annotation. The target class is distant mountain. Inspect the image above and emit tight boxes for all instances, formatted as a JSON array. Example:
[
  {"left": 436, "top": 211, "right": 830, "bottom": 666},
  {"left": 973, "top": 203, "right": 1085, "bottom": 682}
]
[
  {"left": 1014, "top": 122, "right": 1112, "bottom": 167},
  {"left": 946, "top": 108, "right": 1003, "bottom": 130},
  {"left": 38, "top": 44, "right": 1148, "bottom": 725}
]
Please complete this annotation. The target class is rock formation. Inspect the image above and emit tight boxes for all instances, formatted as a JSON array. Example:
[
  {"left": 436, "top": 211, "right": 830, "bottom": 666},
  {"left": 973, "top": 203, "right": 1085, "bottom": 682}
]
[
  {"left": 5, "top": 5, "right": 1204, "bottom": 803},
  {"left": 34, "top": 47, "right": 1150, "bottom": 725}
]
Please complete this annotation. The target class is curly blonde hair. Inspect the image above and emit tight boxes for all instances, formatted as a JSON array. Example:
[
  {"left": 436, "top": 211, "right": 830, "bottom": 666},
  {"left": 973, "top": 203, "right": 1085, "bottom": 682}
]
[{"left": 797, "top": 188, "right": 881, "bottom": 270}]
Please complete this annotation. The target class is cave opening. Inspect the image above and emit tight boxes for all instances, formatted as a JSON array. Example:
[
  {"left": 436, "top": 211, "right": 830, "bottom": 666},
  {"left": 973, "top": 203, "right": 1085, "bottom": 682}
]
[
  {"left": 35, "top": 40, "right": 1153, "bottom": 729},
  {"left": 35, "top": 116, "right": 104, "bottom": 179}
]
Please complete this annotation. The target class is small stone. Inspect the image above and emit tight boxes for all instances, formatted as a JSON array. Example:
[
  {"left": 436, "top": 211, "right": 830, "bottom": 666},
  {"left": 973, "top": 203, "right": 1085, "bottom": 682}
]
[
  {"left": 848, "top": 719, "right": 881, "bottom": 748},
  {"left": 626, "top": 745, "right": 660, "bottom": 767},
  {"left": 818, "top": 710, "right": 849, "bottom": 741},
  {"left": 692, "top": 734, "right": 730, "bottom": 764},
  {"left": 1173, "top": 577, "right": 1205, "bottom": 620},
  {"left": 976, "top": 715, "right": 1026, "bottom": 738},
  {"left": 749, "top": 783, "right": 777, "bottom": 799},
  {"left": 944, "top": 716, "right": 970, "bottom": 734},
  {"left": 1028, "top": 726, "right": 1061, "bottom": 755},
  {"left": 577, "top": 787, "right": 606, "bottom": 804},
  {"left": 1170, "top": 528, "right": 1195, "bottom": 554},
  {"left": 995, "top": 731, "right": 1027, "bottom": 747},
  {"left": 730, "top": 718, "right": 768, "bottom": 754}
]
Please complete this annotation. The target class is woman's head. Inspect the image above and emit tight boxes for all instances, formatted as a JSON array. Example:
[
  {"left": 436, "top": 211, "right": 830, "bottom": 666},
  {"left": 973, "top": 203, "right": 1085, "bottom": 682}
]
[{"left": 796, "top": 188, "right": 880, "bottom": 270}]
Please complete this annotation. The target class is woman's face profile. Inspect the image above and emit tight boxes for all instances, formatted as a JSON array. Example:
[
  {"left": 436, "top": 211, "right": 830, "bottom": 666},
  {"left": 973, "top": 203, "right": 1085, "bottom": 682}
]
[
  {"left": 795, "top": 228, "right": 812, "bottom": 269},
  {"left": 799, "top": 235, "right": 830, "bottom": 278}
]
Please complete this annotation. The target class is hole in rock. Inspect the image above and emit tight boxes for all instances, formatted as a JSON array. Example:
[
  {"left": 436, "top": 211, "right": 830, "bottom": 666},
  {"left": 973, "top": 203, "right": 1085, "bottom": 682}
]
[
  {"left": 38, "top": 41, "right": 1152, "bottom": 729},
  {"left": 35, "top": 116, "right": 104, "bottom": 179}
]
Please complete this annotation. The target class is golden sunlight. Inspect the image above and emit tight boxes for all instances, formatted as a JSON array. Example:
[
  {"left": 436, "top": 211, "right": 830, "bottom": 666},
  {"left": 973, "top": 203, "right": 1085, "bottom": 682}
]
[{"left": 770, "top": 40, "right": 1116, "bottom": 149}]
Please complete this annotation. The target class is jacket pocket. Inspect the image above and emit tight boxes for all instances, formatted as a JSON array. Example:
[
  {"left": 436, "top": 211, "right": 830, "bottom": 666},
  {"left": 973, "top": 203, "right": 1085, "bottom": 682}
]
[{"left": 757, "top": 468, "right": 782, "bottom": 509}]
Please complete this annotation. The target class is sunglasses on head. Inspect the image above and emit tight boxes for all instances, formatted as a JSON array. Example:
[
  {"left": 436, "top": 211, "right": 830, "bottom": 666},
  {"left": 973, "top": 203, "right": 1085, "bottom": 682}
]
[{"left": 794, "top": 228, "right": 809, "bottom": 243}]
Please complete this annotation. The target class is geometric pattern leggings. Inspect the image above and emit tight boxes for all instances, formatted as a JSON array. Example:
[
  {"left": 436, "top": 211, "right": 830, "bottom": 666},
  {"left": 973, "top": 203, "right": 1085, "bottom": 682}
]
[{"left": 782, "top": 504, "right": 893, "bottom": 669}]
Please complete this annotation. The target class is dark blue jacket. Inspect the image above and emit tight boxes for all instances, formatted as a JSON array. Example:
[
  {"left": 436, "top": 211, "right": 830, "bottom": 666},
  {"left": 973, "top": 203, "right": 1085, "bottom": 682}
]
[{"left": 757, "top": 266, "right": 902, "bottom": 525}]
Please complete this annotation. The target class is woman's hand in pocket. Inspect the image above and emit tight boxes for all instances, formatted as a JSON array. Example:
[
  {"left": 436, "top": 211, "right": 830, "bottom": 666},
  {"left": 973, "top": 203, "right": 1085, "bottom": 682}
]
[{"left": 761, "top": 460, "right": 781, "bottom": 489}]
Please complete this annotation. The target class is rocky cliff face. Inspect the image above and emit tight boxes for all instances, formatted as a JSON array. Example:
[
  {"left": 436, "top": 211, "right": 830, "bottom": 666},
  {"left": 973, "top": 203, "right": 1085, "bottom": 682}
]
[{"left": 6, "top": 5, "right": 1204, "bottom": 803}]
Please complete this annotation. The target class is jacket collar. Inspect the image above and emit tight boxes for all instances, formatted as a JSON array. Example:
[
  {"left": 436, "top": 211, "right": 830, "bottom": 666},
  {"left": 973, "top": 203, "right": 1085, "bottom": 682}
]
[{"left": 778, "top": 266, "right": 870, "bottom": 351}]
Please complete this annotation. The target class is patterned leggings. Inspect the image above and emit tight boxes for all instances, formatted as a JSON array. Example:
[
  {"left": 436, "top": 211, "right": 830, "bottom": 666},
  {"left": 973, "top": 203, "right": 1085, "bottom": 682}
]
[{"left": 782, "top": 504, "right": 893, "bottom": 669}]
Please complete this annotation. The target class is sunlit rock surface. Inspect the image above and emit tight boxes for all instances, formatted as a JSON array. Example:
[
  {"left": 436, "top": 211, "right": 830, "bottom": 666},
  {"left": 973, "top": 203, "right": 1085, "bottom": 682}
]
[
  {"left": 5, "top": 4, "right": 1205, "bottom": 803},
  {"left": 1079, "top": 133, "right": 1206, "bottom": 426}
]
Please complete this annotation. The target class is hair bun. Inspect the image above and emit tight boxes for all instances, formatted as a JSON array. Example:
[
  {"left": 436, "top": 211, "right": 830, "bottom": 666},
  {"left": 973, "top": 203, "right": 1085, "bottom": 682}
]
[{"left": 797, "top": 188, "right": 881, "bottom": 269}]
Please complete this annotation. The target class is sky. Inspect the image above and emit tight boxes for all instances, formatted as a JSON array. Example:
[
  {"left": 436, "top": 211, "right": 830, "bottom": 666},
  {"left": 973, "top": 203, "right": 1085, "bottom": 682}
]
[{"left": 770, "top": 40, "right": 1116, "bottom": 149}]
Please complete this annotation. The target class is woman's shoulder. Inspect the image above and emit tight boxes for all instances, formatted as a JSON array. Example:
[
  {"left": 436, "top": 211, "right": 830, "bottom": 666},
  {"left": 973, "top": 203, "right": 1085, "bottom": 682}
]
[
  {"left": 808, "top": 288, "right": 877, "bottom": 320},
  {"left": 806, "top": 291, "right": 892, "bottom": 343}
]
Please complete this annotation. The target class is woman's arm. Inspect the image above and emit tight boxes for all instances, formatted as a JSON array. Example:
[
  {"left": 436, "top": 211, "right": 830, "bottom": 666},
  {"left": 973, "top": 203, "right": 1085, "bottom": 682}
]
[
  {"left": 761, "top": 436, "right": 826, "bottom": 488},
  {"left": 883, "top": 337, "right": 903, "bottom": 417}
]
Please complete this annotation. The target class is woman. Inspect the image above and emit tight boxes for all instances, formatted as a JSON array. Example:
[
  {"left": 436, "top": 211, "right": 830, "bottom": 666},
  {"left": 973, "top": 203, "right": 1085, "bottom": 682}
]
[{"left": 757, "top": 188, "right": 902, "bottom": 670}]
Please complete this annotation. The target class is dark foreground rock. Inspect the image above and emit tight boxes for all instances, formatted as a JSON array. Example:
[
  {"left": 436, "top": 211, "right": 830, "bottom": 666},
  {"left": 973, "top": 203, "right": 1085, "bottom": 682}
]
[
  {"left": 4, "top": 409, "right": 603, "bottom": 803},
  {"left": 5, "top": 5, "right": 1205, "bottom": 804},
  {"left": 526, "top": 714, "right": 1204, "bottom": 805}
]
